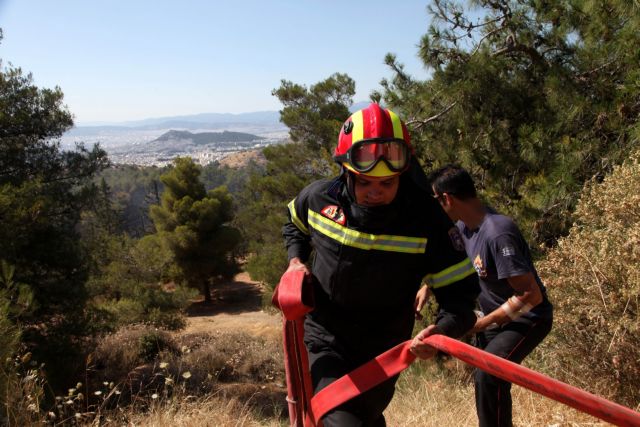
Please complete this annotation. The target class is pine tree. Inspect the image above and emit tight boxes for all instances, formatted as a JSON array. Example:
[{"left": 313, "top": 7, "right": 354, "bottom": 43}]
[
  {"left": 377, "top": 0, "right": 640, "bottom": 246},
  {"left": 273, "top": 72, "right": 355, "bottom": 154},
  {"left": 0, "top": 33, "right": 109, "bottom": 386},
  {"left": 235, "top": 74, "right": 354, "bottom": 288},
  {"left": 235, "top": 143, "right": 331, "bottom": 286},
  {"left": 150, "top": 157, "right": 241, "bottom": 302}
]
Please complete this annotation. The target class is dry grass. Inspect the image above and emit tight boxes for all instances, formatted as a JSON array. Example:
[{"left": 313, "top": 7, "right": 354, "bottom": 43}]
[
  {"left": 387, "top": 361, "right": 613, "bottom": 426},
  {"left": 82, "top": 284, "right": 631, "bottom": 427},
  {"left": 87, "top": 390, "right": 285, "bottom": 426},
  {"left": 89, "top": 359, "right": 613, "bottom": 427},
  {"left": 72, "top": 324, "right": 288, "bottom": 426},
  {"left": 49, "top": 325, "right": 287, "bottom": 426}
]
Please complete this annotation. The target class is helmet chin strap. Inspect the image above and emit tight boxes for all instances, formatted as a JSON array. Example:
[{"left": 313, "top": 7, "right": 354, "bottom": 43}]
[{"left": 343, "top": 168, "right": 357, "bottom": 202}]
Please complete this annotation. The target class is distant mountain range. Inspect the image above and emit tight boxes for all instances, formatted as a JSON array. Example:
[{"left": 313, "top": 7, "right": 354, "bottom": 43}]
[
  {"left": 68, "top": 111, "right": 283, "bottom": 136},
  {"left": 70, "top": 103, "right": 371, "bottom": 136},
  {"left": 154, "top": 130, "right": 265, "bottom": 145}
]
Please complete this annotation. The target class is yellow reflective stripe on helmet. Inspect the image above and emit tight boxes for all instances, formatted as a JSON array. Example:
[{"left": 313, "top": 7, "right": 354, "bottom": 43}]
[
  {"left": 388, "top": 109, "right": 404, "bottom": 140},
  {"left": 288, "top": 199, "right": 309, "bottom": 235},
  {"left": 308, "top": 210, "right": 426, "bottom": 253},
  {"left": 425, "top": 258, "right": 475, "bottom": 289},
  {"left": 351, "top": 110, "right": 364, "bottom": 143}
]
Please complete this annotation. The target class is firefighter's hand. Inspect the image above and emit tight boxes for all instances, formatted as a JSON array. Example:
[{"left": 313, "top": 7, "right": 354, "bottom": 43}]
[
  {"left": 414, "top": 285, "right": 431, "bottom": 320},
  {"left": 286, "top": 257, "right": 310, "bottom": 275},
  {"left": 410, "top": 325, "right": 442, "bottom": 360}
]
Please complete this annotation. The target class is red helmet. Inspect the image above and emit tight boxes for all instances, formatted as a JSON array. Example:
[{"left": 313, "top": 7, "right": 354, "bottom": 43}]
[{"left": 334, "top": 103, "right": 412, "bottom": 177}]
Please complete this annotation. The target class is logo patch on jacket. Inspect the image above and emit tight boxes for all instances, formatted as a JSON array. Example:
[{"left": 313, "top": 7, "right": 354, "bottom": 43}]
[
  {"left": 473, "top": 254, "right": 488, "bottom": 278},
  {"left": 321, "top": 205, "right": 346, "bottom": 225},
  {"left": 500, "top": 245, "right": 515, "bottom": 257},
  {"left": 448, "top": 227, "right": 465, "bottom": 251}
]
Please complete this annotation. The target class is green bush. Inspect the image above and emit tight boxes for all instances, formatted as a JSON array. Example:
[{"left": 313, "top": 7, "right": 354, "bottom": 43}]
[
  {"left": 146, "top": 307, "right": 186, "bottom": 331},
  {"left": 537, "top": 149, "right": 640, "bottom": 406},
  {"left": 139, "top": 330, "right": 174, "bottom": 362},
  {"left": 99, "top": 298, "right": 146, "bottom": 327},
  {"left": 88, "top": 234, "right": 197, "bottom": 331}
]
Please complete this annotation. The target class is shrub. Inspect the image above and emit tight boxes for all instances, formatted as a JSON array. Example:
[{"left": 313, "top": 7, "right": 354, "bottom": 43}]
[
  {"left": 92, "top": 326, "right": 179, "bottom": 386},
  {"left": 537, "top": 149, "right": 640, "bottom": 406},
  {"left": 99, "top": 298, "right": 146, "bottom": 327},
  {"left": 95, "top": 291, "right": 190, "bottom": 331},
  {"left": 90, "top": 327, "right": 284, "bottom": 399},
  {"left": 160, "top": 331, "right": 284, "bottom": 389},
  {"left": 146, "top": 307, "right": 186, "bottom": 331},
  {"left": 139, "top": 330, "right": 175, "bottom": 362},
  {"left": 87, "top": 234, "right": 197, "bottom": 332}
]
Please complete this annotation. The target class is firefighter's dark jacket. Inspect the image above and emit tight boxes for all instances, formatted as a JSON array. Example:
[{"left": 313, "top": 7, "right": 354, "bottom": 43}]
[{"left": 283, "top": 170, "right": 480, "bottom": 363}]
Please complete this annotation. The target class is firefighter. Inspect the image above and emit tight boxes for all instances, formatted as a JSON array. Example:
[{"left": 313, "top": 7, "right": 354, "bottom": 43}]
[
  {"left": 283, "top": 103, "right": 480, "bottom": 426},
  {"left": 415, "top": 164, "right": 554, "bottom": 427}
]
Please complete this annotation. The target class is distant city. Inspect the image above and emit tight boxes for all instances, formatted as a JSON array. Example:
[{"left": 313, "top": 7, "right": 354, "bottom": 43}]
[{"left": 61, "top": 111, "right": 290, "bottom": 167}]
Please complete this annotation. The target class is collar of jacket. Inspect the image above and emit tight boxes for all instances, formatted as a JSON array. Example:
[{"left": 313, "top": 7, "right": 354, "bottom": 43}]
[{"left": 328, "top": 174, "right": 402, "bottom": 232}]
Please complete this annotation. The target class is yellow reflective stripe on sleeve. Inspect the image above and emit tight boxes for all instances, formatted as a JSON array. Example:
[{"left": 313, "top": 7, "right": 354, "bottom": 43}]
[
  {"left": 425, "top": 258, "right": 476, "bottom": 289},
  {"left": 351, "top": 110, "right": 364, "bottom": 143},
  {"left": 308, "top": 210, "right": 426, "bottom": 253},
  {"left": 388, "top": 110, "right": 404, "bottom": 139},
  {"left": 288, "top": 199, "right": 309, "bottom": 235}
]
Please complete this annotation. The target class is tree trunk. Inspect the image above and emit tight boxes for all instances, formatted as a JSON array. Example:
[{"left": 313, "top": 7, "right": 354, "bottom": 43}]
[{"left": 202, "top": 280, "right": 211, "bottom": 303}]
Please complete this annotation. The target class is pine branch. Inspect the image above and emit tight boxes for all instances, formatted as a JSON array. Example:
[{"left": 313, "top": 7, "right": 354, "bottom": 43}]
[
  {"left": 471, "top": 27, "right": 503, "bottom": 56},
  {"left": 576, "top": 59, "right": 617, "bottom": 81},
  {"left": 492, "top": 33, "right": 547, "bottom": 67},
  {"left": 407, "top": 101, "right": 458, "bottom": 130}
]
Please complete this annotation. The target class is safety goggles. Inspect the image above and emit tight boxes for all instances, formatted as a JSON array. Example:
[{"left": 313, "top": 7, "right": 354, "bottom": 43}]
[{"left": 335, "top": 139, "right": 411, "bottom": 173}]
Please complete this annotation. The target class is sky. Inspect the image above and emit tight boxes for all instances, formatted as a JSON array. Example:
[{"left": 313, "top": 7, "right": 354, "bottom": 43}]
[{"left": 0, "top": 0, "right": 434, "bottom": 124}]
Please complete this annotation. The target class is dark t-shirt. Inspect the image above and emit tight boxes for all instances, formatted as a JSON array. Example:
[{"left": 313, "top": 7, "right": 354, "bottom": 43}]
[{"left": 457, "top": 211, "right": 553, "bottom": 320}]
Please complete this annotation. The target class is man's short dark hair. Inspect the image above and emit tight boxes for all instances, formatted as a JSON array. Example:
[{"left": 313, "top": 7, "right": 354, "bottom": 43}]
[{"left": 428, "top": 164, "right": 477, "bottom": 200}]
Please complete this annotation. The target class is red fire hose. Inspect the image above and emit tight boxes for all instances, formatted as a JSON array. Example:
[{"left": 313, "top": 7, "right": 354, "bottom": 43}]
[
  {"left": 424, "top": 335, "right": 640, "bottom": 427},
  {"left": 274, "top": 270, "right": 640, "bottom": 426}
]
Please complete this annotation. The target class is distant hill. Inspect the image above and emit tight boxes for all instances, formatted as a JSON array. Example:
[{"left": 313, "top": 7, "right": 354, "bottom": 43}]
[
  {"left": 74, "top": 111, "right": 281, "bottom": 130},
  {"left": 219, "top": 149, "right": 266, "bottom": 169},
  {"left": 121, "top": 111, "right": 280, "bottom": 127},
  {"left": 153, "top": 130, "right": 265, "bottom": 145},
  {"left": 68, "top": 105, "right": 372, "bottom": 136}
]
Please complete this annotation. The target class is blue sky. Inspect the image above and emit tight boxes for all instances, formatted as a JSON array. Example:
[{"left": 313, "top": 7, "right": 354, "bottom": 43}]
[{"left": 0, "top": 1, "right": 434, "bottom": 124}]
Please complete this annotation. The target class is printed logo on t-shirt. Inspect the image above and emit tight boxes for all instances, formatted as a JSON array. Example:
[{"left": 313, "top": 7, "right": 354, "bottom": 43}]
[
  {"left": 473, "top": 254, "right": 488, "bottom": 278},
  {"left": 320, "top": 205, "right": 346, "bottom": 225},
  {"left": 500, "top": 245, "right": 515, "bottom": 257},
  {"left": 448, "top": 227, "right": 465, "bottom": 252}
]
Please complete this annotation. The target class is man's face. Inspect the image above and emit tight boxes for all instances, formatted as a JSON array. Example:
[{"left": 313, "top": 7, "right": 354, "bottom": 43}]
[
  {"left": 432, "top": 185, "right": 457, "bottom": 220},
  {"left": 353, "top": 174, "right": 400, "bottom": 207}
]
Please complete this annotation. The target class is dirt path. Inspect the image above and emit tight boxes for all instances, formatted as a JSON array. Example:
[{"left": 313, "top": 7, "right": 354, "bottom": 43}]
[{"left": 182, "top": 272, "right": 281, "bottom": 340}]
